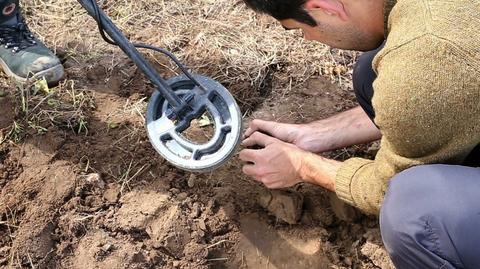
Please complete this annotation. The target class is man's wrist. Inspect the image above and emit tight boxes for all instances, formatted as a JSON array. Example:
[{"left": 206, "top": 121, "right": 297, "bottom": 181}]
[{"left": 298, "top": 152, "right": 340, "bottom": 192}]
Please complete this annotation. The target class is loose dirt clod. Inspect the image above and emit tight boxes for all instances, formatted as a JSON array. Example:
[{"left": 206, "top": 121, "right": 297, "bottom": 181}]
[
  {"left": 103, "top": 183, "right": 120, "bottom": 203},
  {"left": 258, "top": 189, "right": 304, "bottom": 224},
  {"left": 329, "top": 192, "right": 360, "bottom": 222},
  {"left": 361, "top": 230, "right": 395, "bottom": 269},
  {"left": 115, "top": 190, "right": 170, "bottom": 230}
]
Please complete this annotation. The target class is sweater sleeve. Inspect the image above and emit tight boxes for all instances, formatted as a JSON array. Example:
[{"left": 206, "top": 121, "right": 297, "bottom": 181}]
[{"left": 334, "top": 35, "right": 480, "bottom": 215}]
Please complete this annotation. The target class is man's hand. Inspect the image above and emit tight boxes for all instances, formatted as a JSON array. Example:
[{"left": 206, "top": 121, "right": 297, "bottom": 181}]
[
  {"left": 240, "top": 131, "right": 342, "bottom": 192},
  {"left": 239, "top": 131, "right": 307, "bottom": 189},
  {"left": 244, "top": 119, "right": 305, "bottom": 147},
  {"left": 244, "top": 106, "right": 382, "bottom": 154},
  {"left": 244, "top": 119, "right": 336, "bottom": 153},
  {"left": 240, "top": 106, "right": 380, "bottom": 191}
]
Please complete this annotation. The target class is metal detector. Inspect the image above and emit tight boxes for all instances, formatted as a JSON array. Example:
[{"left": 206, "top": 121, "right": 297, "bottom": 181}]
[{"left": 77, "top": 0, "right": 242, "bottom": 172}]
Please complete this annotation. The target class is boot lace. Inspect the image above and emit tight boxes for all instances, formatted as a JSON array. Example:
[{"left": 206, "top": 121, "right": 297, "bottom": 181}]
[{"left": 0, "top": 23, "right": 36, "bottom": 53}]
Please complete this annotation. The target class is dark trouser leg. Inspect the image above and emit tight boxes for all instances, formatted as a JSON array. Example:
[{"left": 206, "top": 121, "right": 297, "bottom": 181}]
[
  {"left": 380, "top": 164, "right": 480, "bottom": 269},
  {"left": 352, "top": 44, "right": 384, "bottom": 121}
]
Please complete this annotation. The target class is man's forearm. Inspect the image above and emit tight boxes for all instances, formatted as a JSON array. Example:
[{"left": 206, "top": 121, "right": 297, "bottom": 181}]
[
  {"left": 299, "top": 106, "right": 381, "bottom": 153},
  {"left": 299, "top": 152, "right": 342, "bottom": 192}
]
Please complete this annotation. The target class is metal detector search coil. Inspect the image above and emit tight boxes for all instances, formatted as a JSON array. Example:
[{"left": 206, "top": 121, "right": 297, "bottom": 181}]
[
  {"left": 147, "top": 75, "right": 242, "bottom": 172},
  {"left": 78, "top": 0, "right": 242, "bottom": 172}
]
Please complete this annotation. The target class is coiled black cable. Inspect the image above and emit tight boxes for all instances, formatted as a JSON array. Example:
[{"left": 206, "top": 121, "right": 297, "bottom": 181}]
[{"left": 86, "top": 0, "right": 204, "bottom": 88}]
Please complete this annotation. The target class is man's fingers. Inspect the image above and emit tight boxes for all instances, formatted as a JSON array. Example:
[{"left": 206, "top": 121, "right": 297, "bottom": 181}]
[
  {"left": 242, "top": 131, "right": 276, "bottom": 148},
  {"left": 242, "top": 164, "right": 259, "bottom": 178},
  {"left": 242, "top": 168, "right": 282, "bottom": 188},
  {"left": 244, "top": 119, "right": 278, "bottom": 138},
  {"left": 239, "top": 149, "right": 259, "bottom": 163},
  {"left": 242, "top": 136, "right": 260, "bottom": 148},
  {"left": 243, "top": 127, "right": 256, "bottom": 139}
]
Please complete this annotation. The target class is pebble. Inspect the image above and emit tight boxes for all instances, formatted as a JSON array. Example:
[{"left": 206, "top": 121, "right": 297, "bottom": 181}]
[
  {"left": 344, "top": 257, "right": 353, "bottom": 267},
  {"left": 177, "top": 192, "right": 188, "bottom": 201},
  {"left": 197, "top": 219, "right": 207, "bottom": 231},
  {"left": 187, "top": 174, "right": 196, "bottom": 188},
  {"left": 105, "top": 210, "right": 114, "bottom": 219},
  {"left": 190, "top": 202, "right": 201, "bottom": 218},
  {"left": 85, "top": 173, "right": 105, "bottom": 189},
  {"left": 102, "top": 243, "right": 112, "bottom": 252}
]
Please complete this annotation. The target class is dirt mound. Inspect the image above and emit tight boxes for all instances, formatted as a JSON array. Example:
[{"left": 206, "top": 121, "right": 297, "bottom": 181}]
[{"left": 0, "top": 76, "right": 391, "bottom": 269}]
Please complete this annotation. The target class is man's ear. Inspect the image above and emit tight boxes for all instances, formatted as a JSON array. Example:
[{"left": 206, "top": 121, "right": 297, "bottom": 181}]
[{"left": 303, "top": 0, "right": 348, "bottom": 21}]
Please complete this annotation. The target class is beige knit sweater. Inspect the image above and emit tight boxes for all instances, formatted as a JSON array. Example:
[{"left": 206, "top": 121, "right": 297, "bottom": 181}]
[{"left": 335, "top": 0, "right": 480, "bottom": 215}]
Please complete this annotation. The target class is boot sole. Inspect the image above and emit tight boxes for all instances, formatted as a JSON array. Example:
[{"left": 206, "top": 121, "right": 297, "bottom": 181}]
[{"left": 0, "top": 58, "right": 65, "bottom": 86}]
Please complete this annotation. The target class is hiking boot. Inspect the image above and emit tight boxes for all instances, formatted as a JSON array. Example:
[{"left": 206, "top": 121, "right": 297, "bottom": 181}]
[{"left": 0, "top": 15, "right": 64, "bottom": 85}]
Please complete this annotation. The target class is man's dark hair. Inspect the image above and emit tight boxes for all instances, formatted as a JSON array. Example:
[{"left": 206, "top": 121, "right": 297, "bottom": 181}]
[{"left": 243, "top": 0, "right": 317, "bottom": 26}]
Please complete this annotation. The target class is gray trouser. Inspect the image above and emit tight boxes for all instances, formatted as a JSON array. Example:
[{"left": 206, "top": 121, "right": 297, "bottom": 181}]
[{"left": 380, "top": 164, "right": 480, "bottom": 269}]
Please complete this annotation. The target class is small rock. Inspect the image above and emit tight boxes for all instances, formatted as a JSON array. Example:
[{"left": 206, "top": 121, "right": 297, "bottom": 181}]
[
  {"left": 344, "top": 257, "right": 352, "bottom": 267},
  {"left": 197, "top": 219, "right": 207, "bottom": 231},
  {"left": 105, "top": 210, "right": 114, "bottom": 219},
  {"left": 102, "top": 243, "right": 112, "bottom": 252},
  {"left": 173, "top": 261, "right": 181, "bottom": 268},
  {"left": 258, "top": 189, "right": 304, "bottom": 224},
  {"left": 170, "top": 188, "right": 180, "bottom": 194},
  {"left": 187, "top": 174, "right": 196, "bottom": 188},
  {"left": 85, "top": 173, "right": 105, "bottom": 189},
  {"left": 190, "top": 202, "right": 201, "bottom": 218},
  {"left": 177, "top": 192, "right": 188, "bottom": 201},
  {"left": 81, "top": 173, "right": 105, "bottom": 190}
]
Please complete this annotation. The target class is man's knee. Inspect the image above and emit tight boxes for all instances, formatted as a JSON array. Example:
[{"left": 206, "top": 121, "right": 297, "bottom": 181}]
[
  {"left": 379, "top": 164, "right": 479, "bottom": 268},
  {"left": 379, "top": 165, "right": 431, "bottom": 262}
]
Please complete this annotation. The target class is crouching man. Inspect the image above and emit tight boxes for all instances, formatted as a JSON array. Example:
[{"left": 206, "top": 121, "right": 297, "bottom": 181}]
[{"left": 238, "top": 0, "right": 480, "bottom": 268}]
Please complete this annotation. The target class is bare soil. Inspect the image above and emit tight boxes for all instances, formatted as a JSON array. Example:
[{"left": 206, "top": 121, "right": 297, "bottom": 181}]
[{"left": 0, "top": 1, "right": 394, "bottom": 268}]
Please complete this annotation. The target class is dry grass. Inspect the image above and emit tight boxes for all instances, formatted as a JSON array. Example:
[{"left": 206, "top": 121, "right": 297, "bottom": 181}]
[
  {"left": 0, "top": 78, "right": 94, "bottom": 145},
  {"left": 0, "top": 0, "right": 358, "bottom": 145},
  {"left": 21, "top": 0, "right": 356, "bottom": 112}
]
